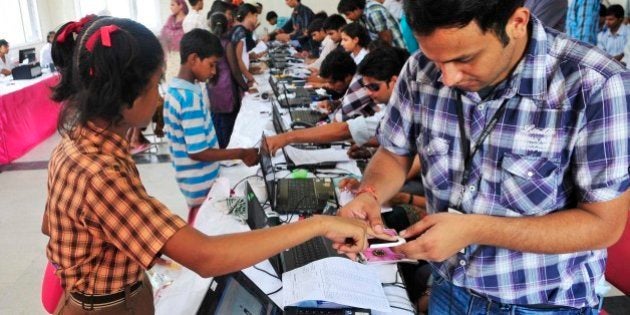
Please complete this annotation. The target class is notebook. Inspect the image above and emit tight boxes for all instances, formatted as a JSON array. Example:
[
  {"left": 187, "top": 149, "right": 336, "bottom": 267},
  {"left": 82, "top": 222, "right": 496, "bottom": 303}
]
[{"left": 259, "top": 134, "right": 337, "bottom": 214}]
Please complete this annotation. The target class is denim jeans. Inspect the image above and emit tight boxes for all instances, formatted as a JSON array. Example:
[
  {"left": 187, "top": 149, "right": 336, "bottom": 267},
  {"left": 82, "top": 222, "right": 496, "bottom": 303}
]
[{"left": 429, "top": 272, "right": 597, "bottom": 315}]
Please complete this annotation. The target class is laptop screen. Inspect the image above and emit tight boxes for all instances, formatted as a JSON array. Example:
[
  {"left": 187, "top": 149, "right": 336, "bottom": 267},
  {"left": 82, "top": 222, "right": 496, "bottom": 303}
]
[
  {"left": 271, "top": 101, "right": 286, "bottom": 134},
  {"left": 246, "top": 183, "right": 268, "bottom": 230},
  {"left": 197, "top": 271, "right": 282, "bottom": 315},
  {"left": 259, "top": 135, "right": 276, "bottom": 204}
]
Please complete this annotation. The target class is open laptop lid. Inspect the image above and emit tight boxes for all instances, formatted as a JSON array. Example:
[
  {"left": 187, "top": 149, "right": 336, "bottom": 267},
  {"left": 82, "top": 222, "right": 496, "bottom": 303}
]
[
  {"left": 246, "top": 182, "right": 270, "bottom": 230},
  {"left": 270, "top": 100, "right": 286, "bottom": 134},
  {"left": 258, "top": 134, "right": 277, "bottom": 208},
  {"left": 196, "top": 271, "right": 282, "bottom": 315},
  {"left": 268, "top": 76, "right": 280, "bottom": 100}
]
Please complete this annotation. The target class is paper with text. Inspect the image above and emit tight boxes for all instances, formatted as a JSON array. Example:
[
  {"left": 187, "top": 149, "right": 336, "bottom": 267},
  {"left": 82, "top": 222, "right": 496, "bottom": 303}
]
[
  {"left": 284, "top": 145, "right": 350, "bottom": 165},
  {"left": 282, "top": 257, "right": 391, "bottom": 313}
]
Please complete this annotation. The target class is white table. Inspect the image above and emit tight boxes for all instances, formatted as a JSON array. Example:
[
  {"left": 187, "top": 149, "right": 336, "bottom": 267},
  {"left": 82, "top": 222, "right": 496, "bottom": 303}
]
[{"left": 153, "top": 74, "right": 415, "bottom": 314}]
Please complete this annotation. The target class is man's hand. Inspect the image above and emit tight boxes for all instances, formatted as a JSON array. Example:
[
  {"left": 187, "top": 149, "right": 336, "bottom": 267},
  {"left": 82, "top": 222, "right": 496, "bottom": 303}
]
[
  {"left": 347, "top": 144, "right": 374, "bottom": 159},
  {"left": 239, "top": 148, "right": 260, "bottom": 166},
  {"left": 265, "top": 134, "right": 289, "bottom": 156},
  {"left": 338, "top": 193, "right": 384, "bottom": 233},
  {"left": 316, "top": 100, "right": 333, "bottom": 114},
  {"left": 394, "top": 213, "right": 479, "bottom": 262},
  {"left": 338, "top": 177, "right": 360, "bottom": 191}
]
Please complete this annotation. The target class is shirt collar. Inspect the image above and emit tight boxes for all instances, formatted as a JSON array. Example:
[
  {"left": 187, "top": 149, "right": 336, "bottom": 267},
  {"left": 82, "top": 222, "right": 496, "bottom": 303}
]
[
  {"left": 170, "top": 77, "right": 202, "bottom": 94},
  {"left": 74, "top": 121, "right": 131, "bottom": 159}
]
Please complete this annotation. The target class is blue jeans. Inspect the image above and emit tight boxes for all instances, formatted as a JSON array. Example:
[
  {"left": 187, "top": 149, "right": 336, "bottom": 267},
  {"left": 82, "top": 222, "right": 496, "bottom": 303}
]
[{"left": 429, "top": 272, "right": 597, "bottom": 315}]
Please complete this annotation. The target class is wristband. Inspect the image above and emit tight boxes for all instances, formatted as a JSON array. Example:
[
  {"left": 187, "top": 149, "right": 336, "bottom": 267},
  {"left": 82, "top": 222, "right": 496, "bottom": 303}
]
[{"left": 356, "top": 185, "right": 378, "bottom": 203}]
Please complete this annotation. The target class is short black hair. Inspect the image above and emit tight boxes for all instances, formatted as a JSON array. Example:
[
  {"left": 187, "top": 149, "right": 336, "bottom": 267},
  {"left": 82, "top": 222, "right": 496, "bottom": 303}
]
[
  {"left": 405, "top": 0, "right": 524, "bottom": 46},
  {"left": 313, "top": 11, "right": 328, "bottom": 21},
  {"left": 341, "top": 22, "right": 371, "bottom": 48},
  {"left": 323, "top": 14, "right": 347, "bottom": 31},
  {"left": 600, "top": 4, "right": 608, "bottom": 17},
  {"left": 320, "top": 50, "right": 356, "bottom": 81},
  {"left": 337, "top": 0, "right": 365, "bottom": 14},
  {"left": 308, "top": 18, "right": 326, "bottom": 35},
  {"left": 266, "top": 11, "right": 278, "bottom": 21},
  {"left": 209, "top": 12, "right": 230, "bottom": 38},
  {"left": 51, "top": 17, "right": 164, "bottom": 133},
  {"left": 0, "top": 39, "right": 8, "bottom": 47},
  {"left": 358, "top": 46, "right": 409, "bottom": 81},
  {"left": 188, "top": 0, "right": 201, "bottom": 7},
  {"left": 180, "top": 29, "right": 224, "bottom": 64},
  {"left": 235, "top": 3, "right": 258, "bottom": 22},
  {"left": 607, "top": 4, "right": 624, "bottom": 19}
]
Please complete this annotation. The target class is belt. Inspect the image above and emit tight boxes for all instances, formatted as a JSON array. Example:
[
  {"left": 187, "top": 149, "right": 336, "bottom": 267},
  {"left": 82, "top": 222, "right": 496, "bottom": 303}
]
[{"left": 70, "top": 281, "right": 143, "bottom": 307}]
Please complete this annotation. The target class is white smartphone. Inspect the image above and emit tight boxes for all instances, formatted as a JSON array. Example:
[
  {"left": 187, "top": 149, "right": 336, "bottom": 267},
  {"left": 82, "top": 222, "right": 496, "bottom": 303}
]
[{"left": 367, "top": 236, "right": 406, "bottom": 249}]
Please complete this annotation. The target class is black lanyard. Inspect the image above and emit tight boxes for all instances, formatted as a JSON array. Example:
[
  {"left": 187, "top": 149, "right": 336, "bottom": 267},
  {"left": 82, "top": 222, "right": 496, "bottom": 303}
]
[{"left": 455, "top": 93, "right": 509, "bottom": 185}]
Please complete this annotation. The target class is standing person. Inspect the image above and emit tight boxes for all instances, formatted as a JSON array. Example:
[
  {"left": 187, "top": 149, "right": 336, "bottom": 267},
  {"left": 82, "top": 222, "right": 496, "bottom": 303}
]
[
  {"left": 524, "top": 0, "right": 568, "bottom": 31},
  {"left": 208, "top": 12, "right": 246, "bottom": 148},
  {"left": 161, "top": 0, "right": 188, "bottom": 81},
  {"left": 183, "top": 0, "right": 208, "bottom": 33},
  {"left": 231, "top": 3, "right": 258, "bottom": 87},
  {"left": 340, "top": 0, "right": 629, "bottom": 313},
  {"left": 43, "top": 18, "right": 374, "bottom": 314},
  {"left": 275, "top": 0, "right": 315, "bottom": 48},
  {"left": 209, "top": 0, "right": 237, "bottom": 28},
  {"left": 40, "top": 31, "right": 56, "bottom": 68},
  {"left": 164, "top": 29, "right": 259, "bottom": 223},
  {"left": 337, "top": 0, "right": 405, "bottom": 49},
  {"left": 597, "top": 4, "right": 629, "bottom": 61},
  {"left": 0, "top": 40, "right": 14, "bottom": 76},
  {"left": 566, "top": 0, "right": 600, "bottom": 44}
]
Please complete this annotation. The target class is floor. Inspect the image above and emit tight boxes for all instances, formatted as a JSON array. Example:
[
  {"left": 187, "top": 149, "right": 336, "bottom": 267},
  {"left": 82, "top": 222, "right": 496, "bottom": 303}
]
[{"left": 0, "top": 132, "right": 628, "bottom": 314}]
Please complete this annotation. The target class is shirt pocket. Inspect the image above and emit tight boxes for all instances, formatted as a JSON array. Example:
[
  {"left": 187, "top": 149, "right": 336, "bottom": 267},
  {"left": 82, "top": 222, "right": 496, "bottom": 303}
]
[
  {"left": 500, "top": 153, "right": 559, "bottom": 215},
  {"left": 419, "top": 136, "right": 451, "bottom": 191}
]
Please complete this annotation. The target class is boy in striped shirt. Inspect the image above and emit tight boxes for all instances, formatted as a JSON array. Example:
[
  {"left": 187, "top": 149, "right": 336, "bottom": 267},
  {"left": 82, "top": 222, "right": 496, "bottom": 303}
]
[{"left": 164, "top": 29, "right": 259, "bottom": 223}]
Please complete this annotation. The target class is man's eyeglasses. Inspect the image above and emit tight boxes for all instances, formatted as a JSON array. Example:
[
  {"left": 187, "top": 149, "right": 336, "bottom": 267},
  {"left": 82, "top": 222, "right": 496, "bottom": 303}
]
[{"left": 359, "top": 78, "right": 382, "bottom": 92}]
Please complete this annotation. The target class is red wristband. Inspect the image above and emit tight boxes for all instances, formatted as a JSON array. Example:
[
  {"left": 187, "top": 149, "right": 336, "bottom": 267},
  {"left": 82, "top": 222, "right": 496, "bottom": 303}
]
[{"left": 355, "top": 185, "right": 378, "bottom": 203}]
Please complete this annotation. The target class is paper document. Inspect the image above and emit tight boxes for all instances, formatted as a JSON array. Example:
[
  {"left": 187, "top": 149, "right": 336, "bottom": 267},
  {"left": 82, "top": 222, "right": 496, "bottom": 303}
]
[
  {"left": 282, "top": 257, "right": 391, "bottom": 313},
  {"left": 284, "top": 145, "right": 350, "bottom": 165}
]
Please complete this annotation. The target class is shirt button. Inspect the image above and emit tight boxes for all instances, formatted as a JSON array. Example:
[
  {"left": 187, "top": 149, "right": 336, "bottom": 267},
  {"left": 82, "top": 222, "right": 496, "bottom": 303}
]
[
  {"left": 477, "top": 104, "right": 485, "bottom": 111},
  {"left": 469, "top": 185, "right": 476, "bottom": 191},
  {"left": 459, "top": 259, "right": 467, "bottom": 266},
  {"left": 527, "top": 171, "right": 534, "bottom": 177}
]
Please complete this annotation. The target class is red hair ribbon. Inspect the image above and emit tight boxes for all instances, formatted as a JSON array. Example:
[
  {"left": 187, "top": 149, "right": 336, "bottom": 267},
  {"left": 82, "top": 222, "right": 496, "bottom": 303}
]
[
  {"left": 85, "top": 25, "right": 120, "bottom": 52},
  {"left": 56, "top": 15, "right": 96, "bottom": 43}
]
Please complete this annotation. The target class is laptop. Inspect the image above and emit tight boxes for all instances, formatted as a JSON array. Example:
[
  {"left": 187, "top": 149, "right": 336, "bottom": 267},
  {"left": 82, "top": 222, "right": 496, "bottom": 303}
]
[
  {"left": 259, "top": 134, "right": 337, "bottom": 214},
  {"left": 245, "top": 182, "right": 341, "bottom": 274},
  {"left": 268, "top": 76, "right": 310, "bottom": 108},
  {"left": 196, "top": 270, "right": 371, "bottom": 315},
  {"left": 196, "top": 271, "right": 282, "bottom": 315},
  {"left": 283, "top": 89, "right": 326, "bottom": 128}
]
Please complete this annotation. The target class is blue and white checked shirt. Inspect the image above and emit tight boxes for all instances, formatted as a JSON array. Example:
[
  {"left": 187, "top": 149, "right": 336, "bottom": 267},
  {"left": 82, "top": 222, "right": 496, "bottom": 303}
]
[
  {"left": 378, "top": 18, "right": 630, "bottom": 308},
  {"left": 566, "top": 0, "right": 600, "bottom": 45}
]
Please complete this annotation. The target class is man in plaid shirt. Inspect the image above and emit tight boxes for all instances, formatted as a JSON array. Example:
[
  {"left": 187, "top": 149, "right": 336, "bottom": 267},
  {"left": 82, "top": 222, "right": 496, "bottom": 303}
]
[
  {"left": 341, "top": 0, "right": 629, "bottom": 313},
  {"left": 338, "top": 0, "right": 405, "bottom": 49}
]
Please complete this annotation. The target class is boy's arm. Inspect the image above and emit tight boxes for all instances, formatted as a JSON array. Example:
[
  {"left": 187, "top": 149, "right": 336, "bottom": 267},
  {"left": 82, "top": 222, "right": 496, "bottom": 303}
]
[
  {"left": 266, "top": 122, "right": 351, "bottom": 155},
  {"left": 189, "top": 148, "right": 259, "bottom": 166}
]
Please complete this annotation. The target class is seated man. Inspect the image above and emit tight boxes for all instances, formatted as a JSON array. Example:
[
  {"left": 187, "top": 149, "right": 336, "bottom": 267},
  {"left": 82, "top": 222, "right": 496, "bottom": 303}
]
[
  {"left": 597, "top": 4, "right": 628, "bottom": 61},
  {"left": 266, "top": 46, "right": 409, "bottom": 154},
  {"left": 0, "top": 39, "right": 14, "bottom": 76},
  {"left": 315, "top": 50, "right": 357, "bottom": 102}
]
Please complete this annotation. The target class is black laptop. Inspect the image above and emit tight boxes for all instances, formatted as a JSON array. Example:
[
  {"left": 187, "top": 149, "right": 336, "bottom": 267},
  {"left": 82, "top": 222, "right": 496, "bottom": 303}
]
[
  {"left": 245, "top": 182, "right": 341, "bottom": 274},
  {"left": 195, "top": 270, "right": 370, "bottom": 315},
  {"left": 259, "top": 134, "right": 337, "bottom": 214},
  {"left": 268, "top": 76, "right": 310, "bottom": 108},
  {"left": 282, "top": 89, "right": 326, "bottom": 128}
]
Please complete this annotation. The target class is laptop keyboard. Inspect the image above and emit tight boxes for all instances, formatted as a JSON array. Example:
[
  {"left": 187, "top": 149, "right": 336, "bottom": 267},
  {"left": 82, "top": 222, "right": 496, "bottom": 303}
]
[
  {"left": 285, "top": 237, "right": 331, "bottom": 271},
  {"left": 287, "top": 180, "right": 319, "bottom": 210},
  {"left": 292, "top": 110, "right": 321, "bottom": 125}
]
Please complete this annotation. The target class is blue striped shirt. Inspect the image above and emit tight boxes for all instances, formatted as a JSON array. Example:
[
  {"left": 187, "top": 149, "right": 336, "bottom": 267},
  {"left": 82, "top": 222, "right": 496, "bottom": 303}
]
[
  {"left": 377, "top": 18, "right": 630, "bottom": 308},
  {"left": 163, "top": 78, "right": 220, "bottom": 208},
  {"left": 566, "top": 0, "right": 600, "bottom": 45}
]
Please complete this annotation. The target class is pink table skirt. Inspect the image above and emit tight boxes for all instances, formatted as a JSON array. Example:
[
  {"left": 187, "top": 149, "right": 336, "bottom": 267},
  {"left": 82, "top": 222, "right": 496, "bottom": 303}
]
[{"left": 0, "top": 75, "right": 61, "bottom": 164}]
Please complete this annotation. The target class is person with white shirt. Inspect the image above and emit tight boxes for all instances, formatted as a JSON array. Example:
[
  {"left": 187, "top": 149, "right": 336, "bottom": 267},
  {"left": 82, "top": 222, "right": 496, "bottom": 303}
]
[
  {"left": 182, "top": 0, "right": 208, "bottom": 33},
  {"left": 340, "top": 22, "right": 371, "bottom": 65},
  {"left": 379, "top": 0, "right": 403, "bottom": 20},
  {"left": 597, "top": 4, "right": 629, "bottom": 61},
  {"left": 0, "top": 39, "right": 14, "bottom": 76},
  {"left": 308, "top": 18, "right": 338, "bottom": 71},
  {"left": 40, "top": 31, "right": 55, "bottom": 68}
]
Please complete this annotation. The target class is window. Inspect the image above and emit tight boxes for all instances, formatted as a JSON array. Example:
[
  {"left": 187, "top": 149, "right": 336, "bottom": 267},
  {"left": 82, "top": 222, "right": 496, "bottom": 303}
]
[
  {"left": 0, "top": 0, "right": 42, "bottom": 46},
  {"left": 74, "top": 0, "right": 162, "bottom": 32}
]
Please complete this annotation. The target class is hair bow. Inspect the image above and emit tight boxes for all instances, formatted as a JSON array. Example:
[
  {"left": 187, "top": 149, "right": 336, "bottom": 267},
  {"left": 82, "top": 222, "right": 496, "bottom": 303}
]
[
  {"left": 56, "top": 15, "right": 96, "bottom": 43},
  {"left": 85, "top": 25, "right": 120, "bottom": 52}
]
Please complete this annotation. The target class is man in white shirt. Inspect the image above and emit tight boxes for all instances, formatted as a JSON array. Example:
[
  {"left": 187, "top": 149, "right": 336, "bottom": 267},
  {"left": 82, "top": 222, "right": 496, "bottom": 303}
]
[
  {"left": 265, "top": 46, "right": 409, "bottom": 154},
  {"left": 308, "top": 19, "right": 338, "bottom": 71},
  {"left": 40, "top": 31, "right": 55, "bottom": 68},
  {"left": 0, "top": 39, "right": 14, "bottom": 76},
  {"left": 597, "top": 4, "right": 629, "bottom": 61},
  {"left": 182, "top": 0, "right": 208, "bottom": 33}
]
